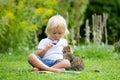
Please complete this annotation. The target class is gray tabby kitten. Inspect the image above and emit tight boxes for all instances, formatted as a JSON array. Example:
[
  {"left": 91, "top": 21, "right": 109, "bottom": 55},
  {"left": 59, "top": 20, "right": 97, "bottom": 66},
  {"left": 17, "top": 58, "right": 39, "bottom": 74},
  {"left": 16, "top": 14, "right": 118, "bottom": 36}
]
[{"left": 63, "top": 45, "right": 84, "bottom": 71}]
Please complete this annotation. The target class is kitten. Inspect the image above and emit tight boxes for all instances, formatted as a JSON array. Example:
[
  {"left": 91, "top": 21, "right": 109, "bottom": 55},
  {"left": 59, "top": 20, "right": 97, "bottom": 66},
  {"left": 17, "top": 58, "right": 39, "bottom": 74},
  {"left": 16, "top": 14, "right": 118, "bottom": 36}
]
[{"left": 63, "top": 45, "right": 84, "bottom": 71}]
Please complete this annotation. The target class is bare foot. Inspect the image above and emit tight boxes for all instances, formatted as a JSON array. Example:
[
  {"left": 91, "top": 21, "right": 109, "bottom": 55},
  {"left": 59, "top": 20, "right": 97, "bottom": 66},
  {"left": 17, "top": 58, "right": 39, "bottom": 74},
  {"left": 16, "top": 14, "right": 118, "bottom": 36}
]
[
  {"left": 34, "top": 67, "right": 65, "bottom": 73},
  {"left": 56, "top": 68, "right": 65, "bottom": 72},
  {"left": 34, "top": 67, "right": 39, "bottom": 72},
  {"left": 49, "top": 67, "right": 65, "bottom": 72}
]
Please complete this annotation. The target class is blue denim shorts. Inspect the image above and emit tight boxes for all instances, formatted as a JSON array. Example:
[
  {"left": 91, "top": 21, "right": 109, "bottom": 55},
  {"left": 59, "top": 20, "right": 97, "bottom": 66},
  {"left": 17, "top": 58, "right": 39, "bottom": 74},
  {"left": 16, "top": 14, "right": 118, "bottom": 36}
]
[{"left": 38, "top": 56, "right": 63, "bottom": 67}]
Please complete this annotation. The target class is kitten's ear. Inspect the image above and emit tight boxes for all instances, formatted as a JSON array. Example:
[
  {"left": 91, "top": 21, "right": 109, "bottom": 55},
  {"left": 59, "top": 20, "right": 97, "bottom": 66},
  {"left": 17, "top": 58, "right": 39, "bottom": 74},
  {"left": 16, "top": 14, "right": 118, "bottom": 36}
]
[
  {"left": 68, "top": 45, "right": 73, "bottom": 53},
  {"left": 68, "top": 45, "right": 71, "bottom": 49}
]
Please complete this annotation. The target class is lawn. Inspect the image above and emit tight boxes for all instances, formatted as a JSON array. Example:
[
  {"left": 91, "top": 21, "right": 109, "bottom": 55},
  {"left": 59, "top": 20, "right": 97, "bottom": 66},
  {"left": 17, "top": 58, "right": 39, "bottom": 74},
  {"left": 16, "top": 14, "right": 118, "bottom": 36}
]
[{"left": 0, "top": 45, "right": 120, "bottom": 80}]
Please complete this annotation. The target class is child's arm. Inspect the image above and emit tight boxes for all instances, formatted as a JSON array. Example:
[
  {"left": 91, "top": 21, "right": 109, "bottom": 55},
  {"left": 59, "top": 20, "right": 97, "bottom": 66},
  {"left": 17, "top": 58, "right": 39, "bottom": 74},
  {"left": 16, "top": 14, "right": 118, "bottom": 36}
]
[{"left": 37, "top": 43, "right": 54, "bottom": 57}]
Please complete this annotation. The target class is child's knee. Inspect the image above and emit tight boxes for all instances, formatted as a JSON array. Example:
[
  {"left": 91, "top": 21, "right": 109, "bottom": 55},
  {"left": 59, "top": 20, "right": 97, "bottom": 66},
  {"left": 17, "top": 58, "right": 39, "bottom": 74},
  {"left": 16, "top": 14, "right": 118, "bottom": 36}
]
[
  {"left": 64, "top": 59, "right": 71, "bottom": 67},
  {"left": 28, "top": 53, "right": 36, "bottom": 61}
]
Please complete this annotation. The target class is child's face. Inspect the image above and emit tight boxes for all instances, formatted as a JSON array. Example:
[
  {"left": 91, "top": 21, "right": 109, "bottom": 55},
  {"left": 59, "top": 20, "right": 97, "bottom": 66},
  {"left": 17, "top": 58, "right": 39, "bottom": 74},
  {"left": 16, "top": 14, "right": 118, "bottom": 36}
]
[{"left": 49, "top": 28, "right": 65, "bottom": 40}]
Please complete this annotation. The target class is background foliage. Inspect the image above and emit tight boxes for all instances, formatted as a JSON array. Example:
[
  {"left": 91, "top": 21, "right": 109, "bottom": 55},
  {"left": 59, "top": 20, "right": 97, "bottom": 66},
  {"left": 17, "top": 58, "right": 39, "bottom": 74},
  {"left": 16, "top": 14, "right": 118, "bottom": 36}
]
[
  {"left": 0, "top": 0, "right": 58, "bottom": 53},
  {"left": 58, "top": 0, "right": 88, "bottom": 45},
  {"left": 0, "top": 0, "right": 120, "bottom": 53},
  {"left": 83, "top": 0, "right": 120, "bottom": 44}
]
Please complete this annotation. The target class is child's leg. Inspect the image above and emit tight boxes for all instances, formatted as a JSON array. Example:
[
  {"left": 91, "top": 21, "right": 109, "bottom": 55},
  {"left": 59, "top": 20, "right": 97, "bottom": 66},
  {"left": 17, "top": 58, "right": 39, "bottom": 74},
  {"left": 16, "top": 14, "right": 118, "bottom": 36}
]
[
  {"left": 28, "top": 53, "right": 65, "bottom": 72},
  {"left": 52, "top": 59, "right": 71, "bottom": 69}
]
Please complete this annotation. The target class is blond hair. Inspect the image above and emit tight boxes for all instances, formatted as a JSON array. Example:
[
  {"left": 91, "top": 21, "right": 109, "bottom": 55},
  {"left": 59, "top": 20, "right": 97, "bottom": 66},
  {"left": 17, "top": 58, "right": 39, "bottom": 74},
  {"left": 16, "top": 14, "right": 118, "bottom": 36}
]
[{"left": 45, "top": 15, "right": 69, "bottom": 37}]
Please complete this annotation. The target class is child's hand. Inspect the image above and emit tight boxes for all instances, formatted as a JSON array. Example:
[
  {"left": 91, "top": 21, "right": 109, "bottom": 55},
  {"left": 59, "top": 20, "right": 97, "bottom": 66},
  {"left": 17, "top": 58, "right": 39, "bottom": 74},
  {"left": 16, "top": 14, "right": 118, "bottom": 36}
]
[
  {"left": 37, "top": 43, "right": 54, "bottom": 57},
  {"left": 45, "top": 43, "right": 54, "bottom": 50}
]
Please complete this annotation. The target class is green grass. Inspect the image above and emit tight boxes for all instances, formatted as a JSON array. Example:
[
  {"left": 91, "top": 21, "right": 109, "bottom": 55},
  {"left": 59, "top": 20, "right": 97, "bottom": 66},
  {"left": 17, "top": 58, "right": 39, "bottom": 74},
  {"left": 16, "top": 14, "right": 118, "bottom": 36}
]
[{"left": 0, "top": 45, "right": 120, "bottom": 80}]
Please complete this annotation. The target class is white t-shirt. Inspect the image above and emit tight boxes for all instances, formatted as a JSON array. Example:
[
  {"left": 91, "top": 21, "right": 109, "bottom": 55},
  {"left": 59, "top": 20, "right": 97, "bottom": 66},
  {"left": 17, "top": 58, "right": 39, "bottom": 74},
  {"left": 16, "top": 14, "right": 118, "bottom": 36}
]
[{"left": 38, "top": 38, "right": 68, "bottom": 60}]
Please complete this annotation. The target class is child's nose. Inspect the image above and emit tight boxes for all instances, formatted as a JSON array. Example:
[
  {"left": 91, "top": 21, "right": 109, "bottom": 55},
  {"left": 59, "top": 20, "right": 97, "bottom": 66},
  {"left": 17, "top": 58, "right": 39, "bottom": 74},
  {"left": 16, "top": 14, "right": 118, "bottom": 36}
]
[{"left": 55, "top": 34, "right": 59, "bottom": 37}]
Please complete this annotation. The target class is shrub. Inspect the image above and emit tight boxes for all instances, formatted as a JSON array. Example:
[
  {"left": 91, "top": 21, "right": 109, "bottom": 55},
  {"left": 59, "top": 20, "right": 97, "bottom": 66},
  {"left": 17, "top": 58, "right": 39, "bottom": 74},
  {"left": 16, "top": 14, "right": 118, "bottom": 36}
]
[{"left": 0, "top": 0, "right": 58, "bottom": 53}]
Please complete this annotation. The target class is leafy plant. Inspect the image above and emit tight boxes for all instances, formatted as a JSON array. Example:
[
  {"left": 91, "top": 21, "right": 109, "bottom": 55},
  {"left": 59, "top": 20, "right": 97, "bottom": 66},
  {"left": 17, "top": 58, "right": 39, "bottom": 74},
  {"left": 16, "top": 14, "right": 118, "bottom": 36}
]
[
  {"left": 0, "top": 0, "right": 58, "bottom": 53},
  {"left": 58, "top": 0, "right": 88, "bottom": 45}
]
